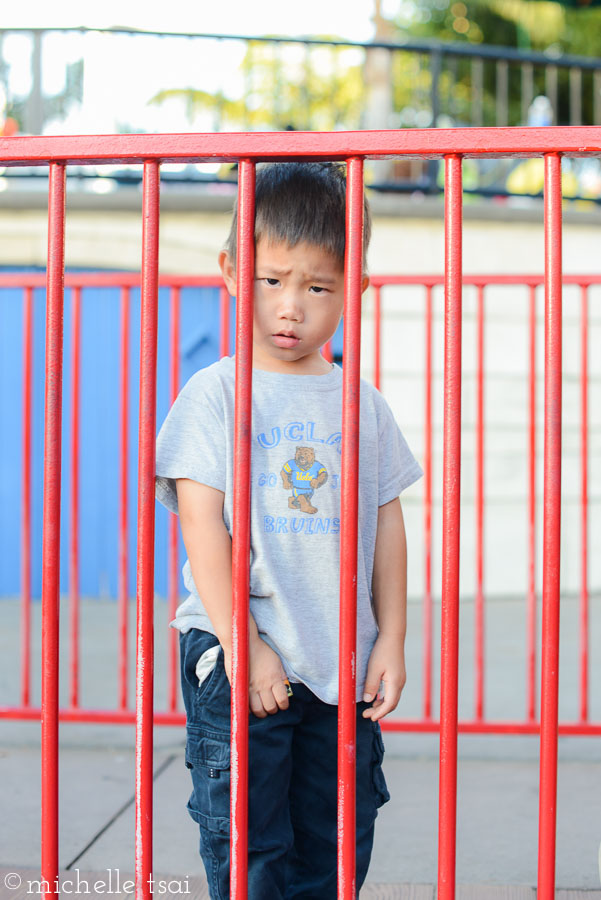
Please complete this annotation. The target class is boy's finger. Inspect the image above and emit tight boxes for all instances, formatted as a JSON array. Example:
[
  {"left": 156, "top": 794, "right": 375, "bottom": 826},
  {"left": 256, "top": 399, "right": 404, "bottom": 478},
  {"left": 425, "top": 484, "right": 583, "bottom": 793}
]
[
  {"left": 363, "top": 677, "right": 383, "bottom": 704},
  {"left": 260, "top": 689, "right": 279, "bottom": 715},
  {"left": 249, "top": 691, "right": 268, "bottom": 718},
  {"left": 362, "top": 697, "right": 384, "bottom": 718},
  {"left": 365, "top": 689, "right": 401, "bottom": 721},
  {"left": 272, "top": 681, "right": 290, "bottom": 710}
]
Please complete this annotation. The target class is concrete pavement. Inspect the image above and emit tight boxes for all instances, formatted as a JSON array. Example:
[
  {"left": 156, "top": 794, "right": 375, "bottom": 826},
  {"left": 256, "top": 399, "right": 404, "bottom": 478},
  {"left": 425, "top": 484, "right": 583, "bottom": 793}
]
[{"left": 1, "top": 595, "right": 601, "bottom": 896}]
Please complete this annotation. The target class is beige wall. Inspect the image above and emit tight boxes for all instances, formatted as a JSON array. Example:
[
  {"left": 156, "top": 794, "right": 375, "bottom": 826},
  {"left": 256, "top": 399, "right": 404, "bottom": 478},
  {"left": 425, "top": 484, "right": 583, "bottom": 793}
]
[
  {"left": 1, "top": 200, "right": 599, "bottom": 276},
  {"left": 0, "top": 208, "right": 232, "bottom": 273}
]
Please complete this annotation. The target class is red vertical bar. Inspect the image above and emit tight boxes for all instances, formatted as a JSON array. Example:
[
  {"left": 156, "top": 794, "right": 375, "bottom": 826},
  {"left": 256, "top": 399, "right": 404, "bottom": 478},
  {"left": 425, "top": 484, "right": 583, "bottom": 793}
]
[
  {"left": 579, "top": 284, "right": 589, "bottom": 723},
  {"left": 422, "top": 284, "right": 433, "bottom": 722},
  {"left": 119, "top": 286, "right": 130, "bottom": 711},
  {"left": 527, "top": 285, "right": 537, "bottom": 723},
  {"left": 338, "top": 156, "right": 364, "bottom": 900},
  {"left": 322, "top": 339, "right": 333, "bottom": 363},
  {"left": 537, "top": 152, "right": 562, "bottom": 900},
  {"left": 41, "top": 161, "right": 66, "bottom": 900},
  {"left": 21, "top": 286, "right": 33, "bottom": 709},
  {"left": 135, "top": 161, "right": 160, "bottom": 900},
  {"left": 373, "top": 284, "right": 381, "bottom": 390},
  {"left": 438, "top": 155, "right": 463, "bottom": 900},
  {"left": 220, "top": 285, "right": 230, "bottom": 358},
  {"left": 474, "top": 284, "right": 485, "bottom": 722},
  {"left": 168, "top": 286, "right": 181, "bottom": 713},
  {"left": 231, "top": 159, "right": 255, "bottom": 900},
  {"left": 69, "top": 286, "right": 81, "bottom": 709}
]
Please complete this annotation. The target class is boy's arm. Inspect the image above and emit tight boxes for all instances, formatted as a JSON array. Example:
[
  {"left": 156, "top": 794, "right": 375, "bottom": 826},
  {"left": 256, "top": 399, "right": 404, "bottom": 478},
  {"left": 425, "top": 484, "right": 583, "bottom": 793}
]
[
  {"left": 362, "top": 497, "right": 408, "bottom": 721},
  {"left": 176, "top": 477, "right": 290, "bottom": 717}
]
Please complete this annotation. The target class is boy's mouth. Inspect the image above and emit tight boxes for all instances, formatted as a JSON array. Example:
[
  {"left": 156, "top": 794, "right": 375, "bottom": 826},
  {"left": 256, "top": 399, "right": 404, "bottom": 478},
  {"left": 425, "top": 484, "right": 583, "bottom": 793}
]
[{"left": 272, "top": 332, "right": 300, "bottom": 349}]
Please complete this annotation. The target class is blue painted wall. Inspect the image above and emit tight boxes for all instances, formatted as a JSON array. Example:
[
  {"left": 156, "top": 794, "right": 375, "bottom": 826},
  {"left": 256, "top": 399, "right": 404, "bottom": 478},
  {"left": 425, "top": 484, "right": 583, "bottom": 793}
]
[{"left": 0, "top": 272, "right": 343, "bottom": 599}]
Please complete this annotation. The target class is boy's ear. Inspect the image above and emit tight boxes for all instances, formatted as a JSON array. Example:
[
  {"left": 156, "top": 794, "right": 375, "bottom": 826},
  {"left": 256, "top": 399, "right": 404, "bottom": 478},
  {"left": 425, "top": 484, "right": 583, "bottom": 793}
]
[
  {"left": 219, "top": 250, "right": 237, "bottom": 296},
  {"left": 340, "top": 276, "right": 370, "bottom": 320}
]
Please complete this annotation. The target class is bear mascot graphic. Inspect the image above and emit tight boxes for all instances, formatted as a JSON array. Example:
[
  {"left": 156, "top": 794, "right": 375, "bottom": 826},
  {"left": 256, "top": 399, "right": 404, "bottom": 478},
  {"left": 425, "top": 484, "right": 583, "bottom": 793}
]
[{"left": 280, "top": 446, "right": 328, "bottom": 515}]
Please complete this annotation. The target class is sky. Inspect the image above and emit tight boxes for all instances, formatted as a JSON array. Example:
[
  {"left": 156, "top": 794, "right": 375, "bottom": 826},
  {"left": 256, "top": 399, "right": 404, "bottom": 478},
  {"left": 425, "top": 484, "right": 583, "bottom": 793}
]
[
  {"left": 1, "top": 1, "right": 402, "bottom": 135},
  {"left": 1, "top": 0, "right": 399, "bottom": 40}
]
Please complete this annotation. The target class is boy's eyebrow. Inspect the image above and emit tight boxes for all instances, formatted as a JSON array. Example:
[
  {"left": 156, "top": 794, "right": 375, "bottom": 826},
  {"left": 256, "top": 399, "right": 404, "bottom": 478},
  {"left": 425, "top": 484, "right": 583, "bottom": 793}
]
[{"left": 256, "top": 265, "right": 339, "bottom": 285}]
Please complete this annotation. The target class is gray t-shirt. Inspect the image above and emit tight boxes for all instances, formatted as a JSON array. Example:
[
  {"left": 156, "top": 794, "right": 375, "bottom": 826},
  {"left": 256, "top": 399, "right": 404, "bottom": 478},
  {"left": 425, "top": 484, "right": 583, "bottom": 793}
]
[{"left": 156, "top": 356, "right": 422, "bottom": 704}]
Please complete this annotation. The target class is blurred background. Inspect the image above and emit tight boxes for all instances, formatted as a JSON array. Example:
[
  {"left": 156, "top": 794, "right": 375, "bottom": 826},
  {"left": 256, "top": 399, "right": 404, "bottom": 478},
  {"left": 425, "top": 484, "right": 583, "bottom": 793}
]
[{"left": 3, "top": 0, "right": 601, "bottom": 198}]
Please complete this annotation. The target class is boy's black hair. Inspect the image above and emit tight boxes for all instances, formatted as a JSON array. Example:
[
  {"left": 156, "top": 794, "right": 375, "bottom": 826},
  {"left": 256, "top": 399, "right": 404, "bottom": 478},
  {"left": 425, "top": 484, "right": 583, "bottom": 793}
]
[{"left": 224, "top": 162, "right": 371, "bottom": 269}]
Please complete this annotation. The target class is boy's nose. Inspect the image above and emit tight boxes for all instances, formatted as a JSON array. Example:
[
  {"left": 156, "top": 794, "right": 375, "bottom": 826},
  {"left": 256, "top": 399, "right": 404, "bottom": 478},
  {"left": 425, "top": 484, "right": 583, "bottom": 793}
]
[{"left": 277, "top": 290, "right": 304, "bottom": 322}]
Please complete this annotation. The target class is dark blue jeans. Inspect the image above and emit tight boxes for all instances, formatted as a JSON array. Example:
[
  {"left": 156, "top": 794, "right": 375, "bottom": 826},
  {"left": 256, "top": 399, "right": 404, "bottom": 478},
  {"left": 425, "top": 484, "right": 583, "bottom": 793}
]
[{"left": 180, "top": 628, "right": 390, "bottom": 900}]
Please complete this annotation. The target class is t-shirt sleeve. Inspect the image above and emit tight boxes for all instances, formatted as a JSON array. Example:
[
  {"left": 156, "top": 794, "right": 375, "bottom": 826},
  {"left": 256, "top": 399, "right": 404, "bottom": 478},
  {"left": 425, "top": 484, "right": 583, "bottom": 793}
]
[
  {"left": 376, "top": 395, "right": 423, "bottom": 506},
  {"left": 155, "top": 378, "right": 226, "bottom": 516}
]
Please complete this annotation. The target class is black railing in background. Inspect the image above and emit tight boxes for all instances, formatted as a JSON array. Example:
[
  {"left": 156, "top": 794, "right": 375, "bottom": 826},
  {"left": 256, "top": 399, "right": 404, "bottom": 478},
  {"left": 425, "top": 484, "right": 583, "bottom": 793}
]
[{"left": 1, "top": 27, "right": 601, "bottom": 201}]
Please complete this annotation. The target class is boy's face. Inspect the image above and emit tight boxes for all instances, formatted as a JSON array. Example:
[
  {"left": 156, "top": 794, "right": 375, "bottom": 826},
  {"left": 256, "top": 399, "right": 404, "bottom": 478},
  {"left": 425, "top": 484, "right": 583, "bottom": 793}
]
[{"left": 220, "top": 238, "right": 368, "bottom": 375}]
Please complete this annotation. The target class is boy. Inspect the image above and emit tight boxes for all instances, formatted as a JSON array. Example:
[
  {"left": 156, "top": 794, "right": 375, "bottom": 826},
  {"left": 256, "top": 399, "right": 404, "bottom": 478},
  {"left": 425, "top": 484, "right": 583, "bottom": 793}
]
[{"left": 155, "top": 162, "right": 422, "bottom": 899}]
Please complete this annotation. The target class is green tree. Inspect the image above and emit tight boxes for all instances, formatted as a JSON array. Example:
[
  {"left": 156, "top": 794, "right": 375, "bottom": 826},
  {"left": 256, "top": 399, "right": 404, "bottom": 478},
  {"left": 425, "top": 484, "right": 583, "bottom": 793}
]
[
  {"left": 387, "top": 0, "right": 601, "bottom": 126},
  {"left": 394, "top": 0, "right": 601, "bottom": 56}
]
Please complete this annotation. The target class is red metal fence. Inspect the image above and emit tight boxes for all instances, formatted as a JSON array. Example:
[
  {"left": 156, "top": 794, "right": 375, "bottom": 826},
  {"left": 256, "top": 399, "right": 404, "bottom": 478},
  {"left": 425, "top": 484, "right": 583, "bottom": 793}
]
[
  {"left": 3, "top": 268, "right": 596, "bottom": 732},
  {"left": 1, "top": 127, "right": 600, "bottom": 899},
  {"left": 370, "top": 271, "right": 598, "bottom": 736}
]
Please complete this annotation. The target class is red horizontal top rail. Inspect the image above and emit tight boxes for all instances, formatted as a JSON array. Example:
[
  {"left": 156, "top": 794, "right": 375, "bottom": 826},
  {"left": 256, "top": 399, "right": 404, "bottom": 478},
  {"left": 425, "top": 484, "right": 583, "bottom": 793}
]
[
  {"left": 2, "top": 273, "right": 601, "bottom": 290},
  {"left": 370, "top": 274, "right": 601, "bottom": 287},
  {"left": 0, "top": 273, "right": 223, "bottom": 288},
  {"left": 1, "top": 127, "right": 601, "bottom": 166}
]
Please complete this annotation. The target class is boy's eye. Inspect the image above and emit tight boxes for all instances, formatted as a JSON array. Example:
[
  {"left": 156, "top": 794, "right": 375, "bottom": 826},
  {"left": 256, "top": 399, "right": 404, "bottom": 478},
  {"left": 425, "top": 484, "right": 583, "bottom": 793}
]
[
  {"left": 264, "top": 278, "right": 280, "bottom": 286},
  {"left": 309, "top": 285, "right": 327, "bottom": 294}
]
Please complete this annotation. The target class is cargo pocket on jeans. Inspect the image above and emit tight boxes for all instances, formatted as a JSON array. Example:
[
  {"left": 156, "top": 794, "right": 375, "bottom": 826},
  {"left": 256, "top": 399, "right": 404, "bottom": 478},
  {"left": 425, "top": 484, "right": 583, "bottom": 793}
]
[
  {"left": 371, "top": 724, "right": 390, "bottom": 809},
  {"left": 185, "top": 724, "right": 231, "bottom": 836}
]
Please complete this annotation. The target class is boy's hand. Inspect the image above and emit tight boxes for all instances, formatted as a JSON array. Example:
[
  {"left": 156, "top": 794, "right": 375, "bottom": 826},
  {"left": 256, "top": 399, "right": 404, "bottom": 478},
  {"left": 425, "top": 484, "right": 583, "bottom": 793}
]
[
  {"left": 362, "top": 632, "right": 406, "bottom": 722},
  {"left": 224, "top": 636, "right": 290, "bottom": 718}
]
